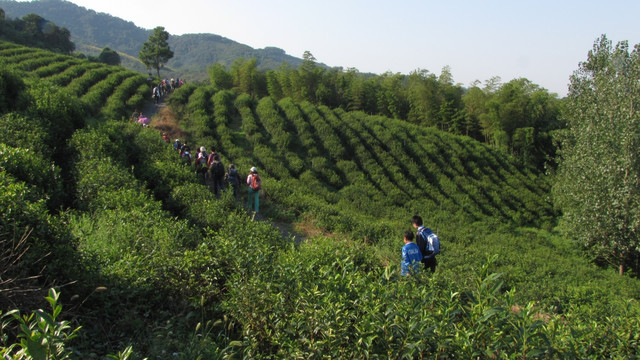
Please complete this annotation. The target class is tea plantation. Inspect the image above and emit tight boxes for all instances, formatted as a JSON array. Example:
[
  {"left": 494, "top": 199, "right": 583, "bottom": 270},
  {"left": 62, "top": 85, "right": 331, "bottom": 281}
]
[{"left": 1, "top": 41, "right": 639, "bottom": 359}]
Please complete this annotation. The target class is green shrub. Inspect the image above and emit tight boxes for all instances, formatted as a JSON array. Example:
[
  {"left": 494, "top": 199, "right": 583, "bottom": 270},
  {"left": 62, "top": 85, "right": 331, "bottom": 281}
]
[
  {"left": 28, "top": 80, "right": 87, "bottom": 145},
  {"left": 0, "top": 288, "right": 81, "bottom": 360},
  {"left": 0, "top": 67, "right": 29, "bottom": 114},
  {"left": 0, "top": 112, "right": 53, "bottom": 159},
  {"left": 73, "top": 158, "right": 142, "bottom": 210},
  {"left": 0, "top": 171, "right": 78, "bottom": 297},
  {"left": 0, "top": 143, "right": 63, "bottom": 208}
]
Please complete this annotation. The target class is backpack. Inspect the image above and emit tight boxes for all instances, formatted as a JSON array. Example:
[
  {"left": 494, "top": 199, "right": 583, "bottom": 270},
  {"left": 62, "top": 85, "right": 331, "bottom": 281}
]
[
  {"left": 427, "top": 233, "right": 440, "bottom": 256},
  {"left": 181, "top": 151, "right": 192, "bottom": 165},
  {"left": 209, "top": 160, "right": 225, "bottom": 178},
  {"left": 207, "top": 152, "right": 216, "bottom": 167},
  {"left": 417, "top": 227, "right": 440, "bottom": 258},
  {"left": 250, "top": 174, "right": 261, "bottom": 191},
  {"left": 227, "top": 168, "right": 239, "bottom": 185},
  {"left": 197, "top": 153, "right": 208, "bottom": 166}
]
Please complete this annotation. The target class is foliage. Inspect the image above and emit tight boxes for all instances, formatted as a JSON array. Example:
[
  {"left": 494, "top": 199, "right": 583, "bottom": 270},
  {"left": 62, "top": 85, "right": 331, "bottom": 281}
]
[
  {"left": 0, "top": 288, "right": 80, "bottom": 360},
  {"left": 0, "top": 11, "right": 74, "bottom": 54},
  {"left": 0, "top": 40, "right": 150, "bottom": 126},
  {"left": 0, "top": 143, "right": 63, "bottom": 207},
  {"left": 0, "top": 112, "right": 53, "bottom": 159},
  {"left": 0, "top": 67, "right": 29, "bottom": 113},
  {"left": 554, "top": 35, "right": 640, "bottom": 275},
  {"left": 138, "top": 26, "right": 173, "bottom": 78},
  {"left": 97, "top": 47, "right": 121, "bottom": 66},
  {"left": 27, "top": 79, "right": 87, "bottom": 147}
]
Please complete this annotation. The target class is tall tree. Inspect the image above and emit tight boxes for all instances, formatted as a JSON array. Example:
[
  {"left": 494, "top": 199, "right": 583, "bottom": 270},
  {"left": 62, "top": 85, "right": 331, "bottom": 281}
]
[
  {"left": 138, "top": 26, "right": 173, "bottom": 78},
  {"left": 461, "top": 85, "right": 487, "bottom": 140},
  {"left": 299, "top": 50, "right": 323, "bottom": 103},
  {"left": 553, "top": 35, "right": 640, "bottom": 275}
]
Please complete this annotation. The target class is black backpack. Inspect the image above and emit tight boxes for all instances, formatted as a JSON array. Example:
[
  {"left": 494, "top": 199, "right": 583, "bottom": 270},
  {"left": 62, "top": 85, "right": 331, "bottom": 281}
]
[
  {"left": 209, "top": 161, "right": 225, "bottom": 178},
  {"left": 227, "top": 168, "right": 239, "bottom": 185}
]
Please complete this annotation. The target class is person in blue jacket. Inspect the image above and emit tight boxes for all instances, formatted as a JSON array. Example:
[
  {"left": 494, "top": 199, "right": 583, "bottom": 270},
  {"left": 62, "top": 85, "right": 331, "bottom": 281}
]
[{"left": 401, "top": 230, "right": 422, "bottom": 276}]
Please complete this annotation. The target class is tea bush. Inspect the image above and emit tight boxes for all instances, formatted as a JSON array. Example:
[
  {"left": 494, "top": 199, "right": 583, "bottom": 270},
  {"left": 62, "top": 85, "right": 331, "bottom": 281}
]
[
  {"left": 0, "top": 67, "right": 29, "bottom": 113},
  {"left": 0, "top": 143, "right": 62, "bottom": 206},
  {"left": 0, "top": 112, "right": 53, "bottom": 159}
]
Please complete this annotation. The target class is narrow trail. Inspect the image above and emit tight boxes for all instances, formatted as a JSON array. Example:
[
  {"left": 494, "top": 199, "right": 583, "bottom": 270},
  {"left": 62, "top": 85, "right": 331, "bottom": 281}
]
[
  {"left": 144, "top": 98, "right": 315, "bottom": 244},
  {"left": 146, "top": 101, "right": 186, "bottom": 142}
]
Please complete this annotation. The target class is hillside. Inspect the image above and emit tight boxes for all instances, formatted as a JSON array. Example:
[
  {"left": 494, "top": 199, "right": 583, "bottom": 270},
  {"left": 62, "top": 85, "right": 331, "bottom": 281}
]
[
  {"left": 0, "top": 0, "right": 305, "bottom": 80},
  {"left": 170, "top": 86, "right": 556, "bottom": 237},
  {"left": 1, "top": 41, "right": 640, "bottom": 359}
]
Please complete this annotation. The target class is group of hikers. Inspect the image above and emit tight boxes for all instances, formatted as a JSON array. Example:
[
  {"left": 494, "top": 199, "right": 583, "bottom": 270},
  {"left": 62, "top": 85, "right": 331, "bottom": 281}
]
[
  {"left": 167, "top": 135, "right": 436, "bottom": 273},
  {"left": 401, "top": 215, "right": 440, "bottom": 276},
  {"left": 130, "top": 110, "right": 149, "bottom": 126},
  {"left": 152, "top": 78, "right": 184, "bottom": 104},
  {"left": 168, "top": 140, "right": 436, "bottom": 273},
  {"left": 172, "top": 139, "right": 262, "bottom": 213}
]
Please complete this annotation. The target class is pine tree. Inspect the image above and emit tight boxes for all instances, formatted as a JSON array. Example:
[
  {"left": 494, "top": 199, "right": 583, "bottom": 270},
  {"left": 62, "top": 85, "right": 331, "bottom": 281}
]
[{"left": 139, "top": 26, "right": 174, "bottom": 78}]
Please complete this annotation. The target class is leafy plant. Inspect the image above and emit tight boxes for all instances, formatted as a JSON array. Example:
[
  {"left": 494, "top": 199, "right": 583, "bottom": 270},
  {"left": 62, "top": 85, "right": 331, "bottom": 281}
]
[{"left": 0, "top": 288, "right": 80, "bottom": 360}]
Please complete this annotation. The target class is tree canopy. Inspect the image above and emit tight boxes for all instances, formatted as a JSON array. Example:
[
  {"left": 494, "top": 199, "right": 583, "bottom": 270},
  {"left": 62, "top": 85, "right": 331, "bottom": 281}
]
[
  {"left": 553, "top": 35, "right": 640, "bottom": 275},
  {"left": 97, "top": 47, "right": 120, "bottom": 66},
  {"left": 0, "top": 10, "right": 74, "bottom": 54},
  {"left": 138, "top": 26, "right": 173, "bottom": 78}
]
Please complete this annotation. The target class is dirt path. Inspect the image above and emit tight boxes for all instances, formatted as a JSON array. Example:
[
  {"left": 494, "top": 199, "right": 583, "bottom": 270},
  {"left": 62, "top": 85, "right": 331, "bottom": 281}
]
[{"left": 147, "top": 101, "right": 186, "bottom": 141}]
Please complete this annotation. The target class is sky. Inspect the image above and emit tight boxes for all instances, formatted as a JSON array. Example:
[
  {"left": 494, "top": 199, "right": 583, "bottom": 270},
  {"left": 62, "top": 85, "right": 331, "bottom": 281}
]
[{"left": 23, "top": 0, "right": 640, "bottom": 96}]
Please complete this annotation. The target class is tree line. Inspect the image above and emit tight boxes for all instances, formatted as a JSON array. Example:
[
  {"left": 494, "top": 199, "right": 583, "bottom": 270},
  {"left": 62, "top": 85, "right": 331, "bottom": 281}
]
[
  {"left": 207, "top": 52, "right": 563, "bottom": 171},
  {"left": 0, "top": 8, "right": 121, "bottom": 66},
  {"left": 0, "top": 9, "right": 74, "bottom": 54}
]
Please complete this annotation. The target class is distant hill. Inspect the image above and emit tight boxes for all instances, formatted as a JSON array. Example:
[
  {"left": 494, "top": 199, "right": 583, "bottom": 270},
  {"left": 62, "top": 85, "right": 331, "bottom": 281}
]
[{"left": 0, "top": 0, "right": 305, "bottom": 81}]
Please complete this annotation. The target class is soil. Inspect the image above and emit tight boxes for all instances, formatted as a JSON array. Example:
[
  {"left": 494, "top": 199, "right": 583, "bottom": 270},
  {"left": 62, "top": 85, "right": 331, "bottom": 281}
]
[{"left": 145, "top": 101, "right": 186, "bottom": 142}]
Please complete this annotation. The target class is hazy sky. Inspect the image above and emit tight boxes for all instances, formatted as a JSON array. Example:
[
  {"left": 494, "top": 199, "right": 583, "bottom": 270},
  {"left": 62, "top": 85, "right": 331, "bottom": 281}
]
[{"left": 26, "top": 0, "right": 640, "bottom": 96}]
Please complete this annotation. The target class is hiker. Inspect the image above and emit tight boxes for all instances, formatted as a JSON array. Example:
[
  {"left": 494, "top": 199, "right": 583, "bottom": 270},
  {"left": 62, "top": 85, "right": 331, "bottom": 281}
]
[
  {"left": 206, "top": 146, "right": 217, "bottom": 168},
  {"left": 162, "top": 132, "right": 169, "bottom": 143},
  {"left": 401, "top": 230, "right": 422, "bottom": 276},
  {"left": 226, "top": 164, "right": 240, "bottom": 200},
  {"left": 137, "top": 113, "right": 149, "bottom": 126},
  {"left": 411, "top": 215, "right": 438, "bottom": 272},
  {"left": 205, "top": 147, "right": 216, "bottom": 184},
  {"left": 208, "top": 154, "right": 225, "bottom": 196},
  {"left": 173, "top": 139, "right": 182, "bottom": 152},
  {"left": 180, "top": 142, "right": 190, "bottom": 157},
  {"left": 247, "top": 167, "right": 261, "bottom": 213},
  {"left": 153, "top": 85, "right": 161, "bottom": 104},
  {"left": 181, "top": 149, "right": 192, "bottom": 165},
  {"left": 195, "top": 146, "right": 208, "bottom": 184}
]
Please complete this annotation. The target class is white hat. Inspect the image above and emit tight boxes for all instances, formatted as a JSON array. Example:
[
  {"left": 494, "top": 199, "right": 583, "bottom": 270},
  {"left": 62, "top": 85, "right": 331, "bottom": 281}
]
[
  {"left": 200, "top": 146, "right": 206, "bottom": 152},
  {"left": 250, "top": 167, "right": 257, "bottom": 173}
]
